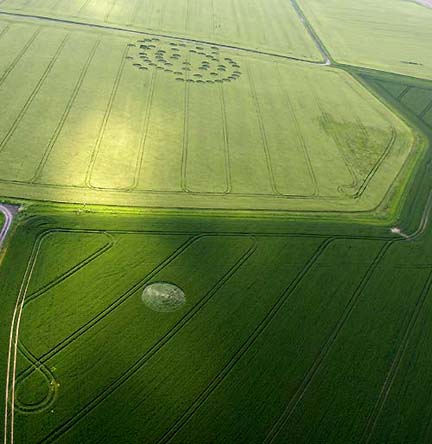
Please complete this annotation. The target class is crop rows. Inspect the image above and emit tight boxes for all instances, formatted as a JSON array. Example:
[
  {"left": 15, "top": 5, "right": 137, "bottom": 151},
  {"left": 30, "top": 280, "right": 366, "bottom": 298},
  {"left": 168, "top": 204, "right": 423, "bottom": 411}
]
[
  {"left": 375, "top": 79, "right": 432, "bottom": 133},
  {"left": 296, "top": 0, "right": 432, "bottom": 80},
  {"left": 0, "top": 18, "right": 415, "bottom": 212},
  {"left": 3, "top": 211, "right": 432, "bottom": 444},
  {"left": 0, "top": 0, "right": 323, "bottom": 61}
]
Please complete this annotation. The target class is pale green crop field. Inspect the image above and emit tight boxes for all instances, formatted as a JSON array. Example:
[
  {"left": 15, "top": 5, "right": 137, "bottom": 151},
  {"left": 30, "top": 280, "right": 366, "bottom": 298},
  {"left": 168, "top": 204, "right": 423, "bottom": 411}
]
[
  {"left": 297, "top": 0, "right": 432, "bottom": 80},
  {"left": 0, "top": 0, "right": 322, "bottom": 61},
  {"left": 2, "top": 0, "right": 432, "bottom": 443},
  {"left": 0, "top": 18, "right": 417, "bottom": 213}
]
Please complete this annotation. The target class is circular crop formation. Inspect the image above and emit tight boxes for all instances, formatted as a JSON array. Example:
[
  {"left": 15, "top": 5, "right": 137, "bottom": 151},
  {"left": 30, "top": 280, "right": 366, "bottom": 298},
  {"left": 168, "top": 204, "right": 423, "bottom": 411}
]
[
  {"left": 127, "top": 37, "right": 242, "bottom": 84},
  {"left": 141, "top": 282, "right": 186, "bottom": 312}
]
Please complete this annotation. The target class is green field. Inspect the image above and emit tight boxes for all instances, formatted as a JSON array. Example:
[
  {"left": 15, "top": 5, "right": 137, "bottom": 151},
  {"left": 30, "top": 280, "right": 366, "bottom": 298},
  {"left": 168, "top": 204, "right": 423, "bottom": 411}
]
[
  {"left": 2, "top": 0, "right": 432, "bottom": 443},
  {"left": 297, "top": 0, "right": 432, "bottom": 80},
  {"left": 370, "top": 76, "right": 432, "bottom": 131},
  {"left": 1, "top": 186, "right": 432, "bottom": 443},
  {"left": 0, "top": 0, "right": 322, "bottom": 61},
  {"left": 0, "top": 17, "right": 420, "bottom": 214}
]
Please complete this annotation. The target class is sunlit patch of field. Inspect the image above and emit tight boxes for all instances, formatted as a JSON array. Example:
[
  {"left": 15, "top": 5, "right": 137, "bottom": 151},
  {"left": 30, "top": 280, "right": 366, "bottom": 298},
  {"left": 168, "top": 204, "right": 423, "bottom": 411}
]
[
  {"left": 1, "top": 210, "right": 432, "bottom": 443},
  {"left": 0, "top": 0, "right": 323, "bottom": 61},
  {"left": 0, "top": 18, "right": 417, "bottom": 214}
]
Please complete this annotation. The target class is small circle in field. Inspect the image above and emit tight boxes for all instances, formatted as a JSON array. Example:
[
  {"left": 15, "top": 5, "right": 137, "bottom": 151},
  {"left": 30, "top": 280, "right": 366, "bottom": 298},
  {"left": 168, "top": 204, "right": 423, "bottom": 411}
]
[{"left": 142, "top": 282, "right": 186, "bottom": 312}]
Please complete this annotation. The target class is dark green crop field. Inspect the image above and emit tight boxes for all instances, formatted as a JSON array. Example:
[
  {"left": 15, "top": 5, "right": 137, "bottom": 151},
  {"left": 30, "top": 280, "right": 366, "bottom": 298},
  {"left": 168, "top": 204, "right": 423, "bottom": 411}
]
[
  {"left": 2, "top": 76, "right": 432, "bottom": 439},
  {"left": 1, "top": 181, "right": 432, "bottom": 443},
  {"left": 1, "top": 1, "right": 432, "bottom": 443}
]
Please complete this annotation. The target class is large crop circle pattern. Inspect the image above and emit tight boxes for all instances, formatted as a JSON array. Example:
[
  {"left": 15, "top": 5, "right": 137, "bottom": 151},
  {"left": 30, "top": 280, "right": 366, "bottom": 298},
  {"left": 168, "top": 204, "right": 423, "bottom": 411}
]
[
  {"left": 127, "top": 38, "right": 242, "bottom": 84},
  {"left": 141, "top": 282, "right": 186, "bottom": 312}
]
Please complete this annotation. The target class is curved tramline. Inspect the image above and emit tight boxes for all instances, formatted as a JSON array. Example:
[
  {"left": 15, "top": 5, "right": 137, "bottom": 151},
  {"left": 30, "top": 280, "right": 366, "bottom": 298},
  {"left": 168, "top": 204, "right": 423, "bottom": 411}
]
[
  {"left": 2, "top": 1, "right": 432, "bottom": 443},
  {"left": 3, "top": 196, "right": 432, "bottom": 443},
  {"left": 0, "top": 16, "right": 418, "bottom": 215}
]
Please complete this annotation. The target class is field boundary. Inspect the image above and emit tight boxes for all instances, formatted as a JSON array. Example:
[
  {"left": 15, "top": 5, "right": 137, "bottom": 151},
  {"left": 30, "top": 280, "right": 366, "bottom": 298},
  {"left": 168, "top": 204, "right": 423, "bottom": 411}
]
[
  {"left": 14, "top": 233, "right": 257, "bottom": 443},
  {"left": 0, "top": 33, "right": 69, "bottom": 156},
  {"left": 31, "top": 38, "right": 101, "bottom": 183},
  {"left": 263, "top": 241, "right": 391, "bottom": 443},
  {"left": 5, "top": 186, "right": 432, "bottom": 442},
  {"left": 4, "top": 228, "right": 262, "bottom": 443},
  {"left": 157, "top": 236, "right": 336, "bottom": 443},
  {"left": 0, "top": 11, "right": 329, "bottom": 66}
]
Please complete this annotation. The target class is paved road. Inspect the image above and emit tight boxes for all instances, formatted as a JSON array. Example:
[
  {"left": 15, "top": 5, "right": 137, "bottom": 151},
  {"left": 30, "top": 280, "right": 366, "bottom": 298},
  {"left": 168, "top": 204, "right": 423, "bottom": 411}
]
[
  {"left": 0, "top": 204, "right": 15, "bottom": 250},
  {"left": 290, "top": 0, "right": 332, "bottom": 65}
]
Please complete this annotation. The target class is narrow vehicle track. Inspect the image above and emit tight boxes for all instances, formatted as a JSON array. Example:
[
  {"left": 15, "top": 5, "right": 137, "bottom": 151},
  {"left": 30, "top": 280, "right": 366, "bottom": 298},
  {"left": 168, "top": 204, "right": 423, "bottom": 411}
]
[
  {"left": 0, "top": 10, "right": 331, "bottom": 66},
  {"left": 0, "top": 204, "right": 14, "bottom": 250}
]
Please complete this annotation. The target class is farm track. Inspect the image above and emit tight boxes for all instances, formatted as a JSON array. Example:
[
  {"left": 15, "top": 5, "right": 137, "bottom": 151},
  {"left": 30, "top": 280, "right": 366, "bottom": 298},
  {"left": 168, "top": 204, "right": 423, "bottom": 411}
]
[
  {"left": 342, "top": 75, "right": 407, "bottom": 202},
  {"left": 14, "top": 339, "right": 58, "bottom": 415},
  {"left": 5, "top": 192, "right": 431, "bottom": 443},
  {"left": 0, "top": 23, "right": 407, "bottom": 206},
  {"left": 14, "top": 232, "right": 115, "bottom": 413},
  {"left": 158, "top": 236, "right": 336, "bottom": 444},
  {"left": 262, "top": 241, "right": 392, "bottom": 444},
  {"left": 129, "top": 66, "right": 157, "bottom": 191},
  {"left": 75, "top": 0, "right": 91, "bottom": 18},
  {"left": 0, "top": 32, "right": 69, "bottom": 155},
  {"left": 0, "top": 27, "right": 41, "bottom": 90},
  {"left": 15, "top": 233, "right": 202, "bottom": 385},
  {"left": 13, "top": 232, "right": 260, "bottom": 412},
  {"left": 25, "top": 232, "right": 115, "bottom": 303},
  {"left": 5, "top": 224, "right": 50, "bottom": 444},
  {"left": 31, "top": 38, "right": 101, "bottom": 183},
  {"left": 38, "top": 235, "right": 258, "bottom": 444},
  {"left": 11, "top": 230, "right": 115, "bottom": 410},
  {"left": 246, "top": 61, "right": 280, "bottom": 196},
  {"left": 420, "top": 97, "right": 432, "bottom": 119},
  {"left": 103, "top": 0, "right": 117, "bottom": 24},
  {"left": 260, "top": 191, "right": 432, "bottom": 444},
  {"left": 397, "top": 86, "right": 411, "bottom": 101},
  {"left": 0, "top": 10, "right": 331, "bottom": 66},
  {"left": 0, "top": 172, "right": 351, "bottom": 201},
  {"left": 0, "top": 8, "right": 431, "bottom": 440},
  {"left": 319, "top": 95, "right": 397, "bottom": 201},
  {"left": 181, "top": 66, "right": 191, "bottom": 192},
  {"left": 218, "top": 82, "right": 232, "bottom": 194},
  {"left": 0, "top": 22, "right": 10, "bottom": 40},
  {"left": 87, "top": 54, "right": 159, "bottom": 193},
  {"left": 353, "top": 127, "right": 397, "bottom": 199},
  {"left": 274, "top": 64, "right": 318, "bottom": 197},
  {"left": 361, "top": 266, "right": 432, "bottom": 443},
  {"left": 128, "top": 0, "right": 142, "bottom": 27},
  {"left": 317, "top": 102, "right": 360, "bottom": 193},
  {"left": 321, "top": 73, "right": 397, "bottom": 200},
  {"left": 85, "top": 44, "right": 129, "bottom": 188},
  {"left": 5, "top": 230, "right": 201, "bottom": 443}
]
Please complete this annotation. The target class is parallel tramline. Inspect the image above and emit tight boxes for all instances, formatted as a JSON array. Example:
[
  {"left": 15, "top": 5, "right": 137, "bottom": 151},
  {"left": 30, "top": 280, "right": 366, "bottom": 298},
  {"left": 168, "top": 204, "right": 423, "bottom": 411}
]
[
  {"left": 0, "top": 18, "right": 416, "bottom": 213},
  {"left": 1, "top": 1, "right": 432, "bottom": 443}
]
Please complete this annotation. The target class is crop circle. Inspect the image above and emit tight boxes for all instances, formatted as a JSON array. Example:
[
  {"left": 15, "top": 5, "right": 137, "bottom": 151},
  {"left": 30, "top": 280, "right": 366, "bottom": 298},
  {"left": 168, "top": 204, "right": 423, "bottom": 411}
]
[
  {"left": 141, "top": 282, "right": 186, "bottom": 312},
  {"left": 128, "top": 38, "right": 242, "bottom": 85}
]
